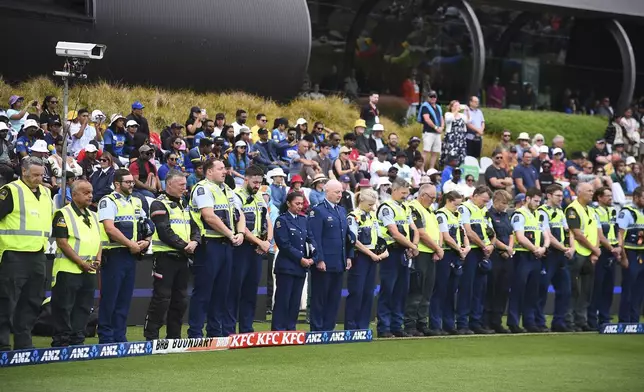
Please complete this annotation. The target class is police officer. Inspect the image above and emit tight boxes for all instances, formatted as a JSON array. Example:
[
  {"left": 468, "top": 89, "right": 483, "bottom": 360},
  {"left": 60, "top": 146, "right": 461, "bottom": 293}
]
[
  {"left": 483, "top": 190, "right": 514, "bottom": 333},
  {"left": 588, "top": 186, "right": 621, "bottom": 329},
  {"left": 188, "top": 160, "right": 245, "bottom": 338},
  {"left": 272, "top": 192, "right": 316, "bottom": 331},
  {"left": 376, "top": 178, "right": 419, "bottom": 338},
  {"left": 308, "top": 179, "right": 352, "bottom": 332},
  {"left": 144, "top": 170, "right": 200, "bottom": 340},
  {"left": 50, "top": 180, "right": 101, "bottom": 347},
  {"left": 404, "top": 184, "right": 443, "bottom": 336},
  {"left": 535, "top": 184, "right": 575, "bottom": 332},
  {"left": 564, "top": 182, "right": 602, "bottom": 331},
  {"left": 345, "top": 188, "right": 386, "bottom": 330},
  {"left": 509, "top": 187, "right": 549, "bottom": 333},
  {"left": 457, "top": 185, "right": 494, "bottom": 334},
  {"left": 226, "top": 165, "right": 272, "bottom": 334},
  {"left": 616, "top": 186, "right": 644, "bottom": 323},
  {"left": 98, "top": 168, "right": 154, "bottom": 343},
  {"left": 0, "top": 157, "right": 53, "bottom": 351},
  {"left": 431, "top": 191, "right": 469, "bottom": 335}
]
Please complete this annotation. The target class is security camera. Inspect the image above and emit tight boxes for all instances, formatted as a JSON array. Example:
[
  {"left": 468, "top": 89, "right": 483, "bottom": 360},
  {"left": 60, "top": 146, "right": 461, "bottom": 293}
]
[{"left": 56, "top": 42, "right": 106, "bottom": 60}]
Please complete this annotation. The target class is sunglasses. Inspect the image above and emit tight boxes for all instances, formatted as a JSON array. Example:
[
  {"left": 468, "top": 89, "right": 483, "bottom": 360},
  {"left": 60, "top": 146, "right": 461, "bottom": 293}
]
[
  {"left": 466, "top": 179, "right": 474, "bottom": 182},
  {"left": 260, "top": 119, "right": 267, "bottom": 122},
  {"left": 50, "top": 101, "right": 58, "bottom": 104},
  {"left": 238, "top": 146, "right": 247, "bottom": 149},
  {"left": 429, "top": 95, "right": 437, "bottom": 98},
  {"left": 316, "top": 127, "right": 324, "bottom": 130},
  {"left": 494, "top": 156, "right": 503, "bottom": 160},
  {"left": 168, "top": 157, "right": 177, "bottom": 161},
  {"left": 174, "top": 141, "right": 182, "bottom": 144},
  {"left": 99, "top": 158, "right": 110, "bottom": 162},
  {"left": 503, "top": 134, "right": 511, "bottom": 137}
]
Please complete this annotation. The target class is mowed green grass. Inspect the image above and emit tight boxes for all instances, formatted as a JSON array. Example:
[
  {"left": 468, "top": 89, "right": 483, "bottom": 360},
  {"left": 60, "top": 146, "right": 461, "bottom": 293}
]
[{"left": 3, "top": 325, "right": 643, "bottom": 392}]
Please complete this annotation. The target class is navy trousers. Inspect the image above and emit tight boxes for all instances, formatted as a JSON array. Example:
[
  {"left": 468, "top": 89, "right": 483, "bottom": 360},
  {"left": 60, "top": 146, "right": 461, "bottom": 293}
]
[
  {"left": 377, "top": 247, "right": 409, "bottom": 334},
  {"left": 310, "top": 268, "right": 343, "bottom": 331},
  {"left": 456, "top": 248, "right": 483, "bottom": 330},
  {"left": 98, "top": 248, "right": 136, "bottom": 344},
  {"left": 588, "top": 249, "right": 615, "bottom": 327},
  {"left": 188, "top": 239, "right": 232, "bottom": 338},
  {"left": 430, "top": 251, "right": 458, "bottom": 331},
  {"left": 619, "top": 250, "right": 644, "bottom": 322},
  {"left": 535, "top": 250, "right": 571, "bottom": 328},
  {"left": 271, "top": 273, "right": 305, "bottom": 331},
  {"left": 345, "top": 252, "right": 376, "bottom": 330},
  {"left": 483, "top": 252, "right": 513, "bottom": 329},
  {"left": 226, "top": 243, "right": 263, "bottom": 334},
  {"left": 507, "top": 251, "right": 540, "bottom": 327}
]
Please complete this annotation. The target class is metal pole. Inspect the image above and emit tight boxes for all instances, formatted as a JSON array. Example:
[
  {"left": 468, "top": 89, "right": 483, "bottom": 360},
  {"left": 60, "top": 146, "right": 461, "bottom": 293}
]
[{"left": 60, "top": 76, "right": 69, "bottom": 206}]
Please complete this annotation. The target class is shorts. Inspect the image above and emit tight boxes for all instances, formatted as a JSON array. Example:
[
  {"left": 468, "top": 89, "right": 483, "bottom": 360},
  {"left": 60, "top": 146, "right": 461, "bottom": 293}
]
[{"left": 423, "top": 132, "right": 442, "bottom": 153}]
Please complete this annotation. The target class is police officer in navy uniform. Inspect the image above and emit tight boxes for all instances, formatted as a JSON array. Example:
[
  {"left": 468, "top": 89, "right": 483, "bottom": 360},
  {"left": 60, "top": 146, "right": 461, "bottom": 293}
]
[
  {"left": 144, "top": 170, "right": 200, "bottom": 340},
  {"left": 272, "top": 192, "right": 317, "bottom": 331},
  {"left": 307, "top": 179, "right": 353, "bottom": 332}
]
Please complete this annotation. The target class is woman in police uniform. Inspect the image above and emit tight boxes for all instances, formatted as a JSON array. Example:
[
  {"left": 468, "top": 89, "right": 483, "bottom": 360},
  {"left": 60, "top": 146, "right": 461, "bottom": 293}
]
[
  {"left": 345, "top": 189, "right": 388, "bottom": 330},
  {"left": 271, "top": 192, "right": 317, "bottom": 331}
]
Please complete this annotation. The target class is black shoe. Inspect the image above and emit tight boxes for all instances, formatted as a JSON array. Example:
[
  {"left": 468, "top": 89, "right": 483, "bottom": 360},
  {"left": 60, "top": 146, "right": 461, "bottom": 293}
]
[
  {"left": 471, "top": 326, "right": 494, "bottom": 334},
  {"left": 266, "top": 310, "right": 272, "bottom": 315},
  {"left": 392, "top": 330, "right": 412, "bottom": 338},
  {"left": 378, "top": 332, "right": 394, "bottom": 339},
  {"left": 572, "top": 325, "right": 583, "bottom": 332},
  {"left": 491, "top": 325, "right": 511, "bottom": 334},
  {"left": 458, "top": 328, "right": 475, "bottom": 335},
  {"left": 551, "top": 324, "right": 574, "bottom": 333},
  {"left": 580, "top": 325, "right": 595, "bottom": 332},
  {"left": 423, "top": 329, "right": 444, "bottom": 337},
  {"left": 525, "top": 325, "right": 542, "bottom": 333},
  {"left": 509, "top": 325, "right": 526, "bottom": 334},
  {"left": 443, "top": 328, "right": 461, "bottom": 335},
  {"left": 537, "top": 326, "right": 551, "bottom": 333},
  {"left": 405, "top": 329, "right": 424, "bottom": 337}
]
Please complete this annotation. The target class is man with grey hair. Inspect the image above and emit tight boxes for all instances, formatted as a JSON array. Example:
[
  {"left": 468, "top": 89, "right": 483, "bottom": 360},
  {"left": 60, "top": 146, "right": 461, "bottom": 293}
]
[
  {"left": 377, "top": 178, "right": 419, "bottom": 337},
  {"left": 551, "top": 135, "right": 566, "bottom": 160},
  {"left": 0, "top": 156, "right": 53, "bottom": 351},
  {"left": 308, "top": 179, "right": 353, "bottom": 331},
  {"left": 145, "top": 170, "right": 200, "bottom": 340},
  {"left": 290, "top": 139, "right": 320, "bottom": 183}
]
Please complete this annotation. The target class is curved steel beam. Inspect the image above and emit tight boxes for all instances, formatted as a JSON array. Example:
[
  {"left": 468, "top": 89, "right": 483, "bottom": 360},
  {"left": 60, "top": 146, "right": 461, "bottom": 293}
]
[
  {"left": 458, "top": 0, "right": 486, "bottom": 98},
  {"left": 606, "top": 19, "right": 636, "bottom": 114}
]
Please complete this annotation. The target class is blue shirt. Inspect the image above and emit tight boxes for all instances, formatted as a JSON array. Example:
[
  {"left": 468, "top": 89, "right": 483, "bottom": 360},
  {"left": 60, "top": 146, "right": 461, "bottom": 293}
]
[
  {"left": 512, "top": 163, "right": 538, "bottom": 191},
  {"left": 272, "top": 128, "right": 286, "bottom": 143},
  {"left": 328, "top": 146, "right": 340, "bottom": 161},
  {"left": 309, "top": 189, "right": 326, "bottom": 206},
  {"left": 441, "top": 166, "right": 455, "bottom": 187},
  {"left": 229, "top": 153, "right": 250, "bottom": 175},
  {"left": 104, "top": 128, "right": 127, "bottom": 157}
]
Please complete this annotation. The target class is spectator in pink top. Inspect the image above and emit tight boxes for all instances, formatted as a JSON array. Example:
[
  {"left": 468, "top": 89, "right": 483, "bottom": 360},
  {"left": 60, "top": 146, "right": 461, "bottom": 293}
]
[
  {"left": 486, "top": 77, "right": 505, "bottom": 108},
  {"left": 550, "top": 147, "right": 566, "bottom": 180}
]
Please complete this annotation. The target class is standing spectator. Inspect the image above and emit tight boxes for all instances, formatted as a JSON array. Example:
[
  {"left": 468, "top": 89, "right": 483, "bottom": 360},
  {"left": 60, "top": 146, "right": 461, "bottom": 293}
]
[
  {"left": 89, "top": 151, "right": 116, "bottom": 205},
  {"left": 250, "top": 113, "right": 268, "bottom": 142},
  {"left": 486, "top": 77, "right": 505, "bottom": 108},
  {"left": 231, "top": 109, "right": 248, "bottom": 137},
  {"left": 130, "top": 144, "right": 161, "bottom": 199},
  {"left": 539, "top": 161, "right": 555, "bottom": 189},
  {"left": 521, "top": 83, "right": 537, "bottom": 110},
  {"left": 360, "top": 92, "right": 380, "bottom": 133},
  {"left": 39, "top": 96, "right": 60, "bottom": 131},
  {"left": 401, "top": 69, "right": 420, "bottom": 123},
  {"left": 465, "top": 96, "right": 485, "bottom": 158},
  {"left": 69, "top": 109, "right": 97, "bottom": 157},
  {"left": 419, "top": 91, "right": 444, "bottom": 169},
  {"left": 619, "top": 108, "right": 640, "bottom": 157},
  {"left": 369, "top": 123, "right": 385, "bottom": 153},
  {"left": 126, "top": 101, "right": 150, "bottom": 136},
  {"left": 313, "top": 141, "right": 334, "bottom": 179},
  {"left": 485, "top": 149, "right": 513, "bottom": 192},
  {"left": 551, "top": 148, "right": 566, "bottom": 180},
  {"left": 393, "top": 151, "right": 412, "bottom": 183},
  {"left": 184, "top": 106, "right": 203, "bottom": 148},
  {"left": 7, "top": 96, "right": 38, "bottom": 133},
  {"left": 506, "top": 72, "right": 522, "bottom": 110},
  {"left": 229, "top": 141, "right": 251, "bottom": 187},
  {"left": 103, "top": 114, "right": 128, "bottom": 159},
  {"left": 515, "top": 132, "right": 531, "bottom": 159},
  {"left": 588, "top": 139, "right": 610, "bottom": 167},
  {"left": 513, "top": 151, "right": 539, "bottom": 193},
  {"left": 441, "top": 100, "right": 468, "bottom": 167},
  {"left": 537, "top": 86, "right": 552, "bottom": 110},
  {"left": 160, "top": 122, "right": 184, "bottom": 151}
]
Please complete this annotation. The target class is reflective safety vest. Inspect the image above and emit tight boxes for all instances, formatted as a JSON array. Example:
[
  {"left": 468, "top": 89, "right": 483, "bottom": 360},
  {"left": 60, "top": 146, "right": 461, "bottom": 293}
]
[
  {"left": 151, "top": 195, "right": 191, "bottom": 253},
  {"left": 565, "top": 200, "right": 598, "bottom": 256},
  {"left": 537, "top": 205, "right": 568, "bottom": 245},
  {"left": 513, "top": 207, "right": 543, "bottom": 252},
  {"left": 621, "top": 206, "right": 644, "bottom": 250},
  {"left": 460, "top": 201, "right": 490, "bottom": 248},
  {"left": 408, "top": 199, "right": 439, "bottom": 254},
  {"left": 190, "top": 179, "right": 236, "bottom": 238},
  {"left": 349, "top": 209, "right": 378, "bottom": 250},
  {"left": 235, "top": 187, "right": 266, "bottom": 237},
  {"left": 99, "top": 192, "right": 143, "bottom": 249},
  {"left": 53, "top": 204, "right": 101, "bottom": 286},
  {"left": 436, "top": 207, "right": 462, "bottom": 250},
  {"left": 378, "top": 199, "right": 411, "bottom": 246},
  {"left": 0, "top": 179, "right": 52, "bottom": 260},
  {"left": 594, "top": 205, "right": 618, "bottom": 246}
]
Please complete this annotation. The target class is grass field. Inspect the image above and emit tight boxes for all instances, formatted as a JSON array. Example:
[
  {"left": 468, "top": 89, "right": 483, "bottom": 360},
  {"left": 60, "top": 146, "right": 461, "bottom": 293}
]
[{"left": 3, "top": 324, "right": 643, "bottom": 391}]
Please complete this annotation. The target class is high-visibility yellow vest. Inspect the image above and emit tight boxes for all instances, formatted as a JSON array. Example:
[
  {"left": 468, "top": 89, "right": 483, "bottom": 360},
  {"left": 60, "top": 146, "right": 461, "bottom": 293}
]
[
  {"left": 459, "top": 200, "right": 490, "bottom": 248},
  {"left": 594, "top": 205, "right": 618, "bottom": 246},
  {"left": 349, "top": 209, "right": 378, "bottom": 250},
  {"left": 513, "top": 207, "right": 543, "bottom": 252},
  {"left": 0, "top": 179, "right": 52, "bottom": 260},
  {"left": 436, "top": 207, "right": 462, "bottom": 250},
  {"left": 565, "top": 200, "right": 598, "bottom": 256},
  {"left": 538, "top": 205, "right": 567, "bottom": 245},
  {"left": 190, "top": 179, "right": 236, "bottom": 238},
  {"left": 621, "top": 206, "right": 644, "bottom": 250},
  {"left": 151, "top": 195, "right": 191, "bottom": 252},
  {"left": 235, "top": 187, "right": 265, "bottom": 236},
  {"left": 378, "top": 199, "right": 410, "bottom": 246},
  {"left": 52, "top": 204, "right": 101, "bottom": 286},
  {"left": 99, "top": 192, "right": 143, "bottom": 249},
  {"left": 408, "top": 199, "right": 439, "bottom": 254}
]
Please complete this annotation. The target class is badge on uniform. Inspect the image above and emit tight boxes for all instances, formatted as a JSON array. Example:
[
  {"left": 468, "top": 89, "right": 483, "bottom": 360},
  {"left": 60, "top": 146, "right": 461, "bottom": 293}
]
[
  {"left": 568, "top": 210, "right": 577, "bottom": 219},
  {"left": 99, "top": 200, "right": 107, "bottom": 209},
  {"left": 437, "top": 215, "right": 444, "bottom": 225},
  {"left": 347, "top": 216, "right": 355, "bottom": 226},
  {"left": 327, "top": 216, "right": 333, "bottom": 222},
  {"left": 513, "top": 215, "right": 521, "bottom": 223},
  {"left": 309, "top": 210, "right": 315, "bottom": 217},
  {"left": 619, "top": 211, "right": 625, "bottom": 219},
  {"left": 382, "top": 207, "right": 390, "bottom": 216},
  {"left": 56, "top": 216, "right": 66, "bottom": 228},
  {"left": 0, "top": 188, "right": 7, "bottom": 201},
  {"left": 197, "top": 187, "right": 205, "bottom": 196},
  {"left": 275, "top": 220, "right": 281, "bottom": 228}
]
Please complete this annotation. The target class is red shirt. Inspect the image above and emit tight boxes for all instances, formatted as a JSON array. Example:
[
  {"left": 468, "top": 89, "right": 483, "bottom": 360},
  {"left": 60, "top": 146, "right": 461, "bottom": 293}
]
[
  {"left": 76, "top": 148, "right": 103, "bottom": 163},
  {"left": 129, "top": 160, "right": 157, "bottom": 179}
]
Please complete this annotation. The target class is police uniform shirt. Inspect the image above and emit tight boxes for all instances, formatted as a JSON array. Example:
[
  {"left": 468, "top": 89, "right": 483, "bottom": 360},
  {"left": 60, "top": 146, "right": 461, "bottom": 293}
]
[
  {"left": 149, "top": 195, "right": 200, "bottom": 250},
  {"left": 347, "top": 214, "right": 359, "bottom": 239},
  {"left": 191, "top": 182, "right": 217, "bottom": 210},
  {"left": 565, "top": 206, "right": 601, "bottom": 231},
  {"left": 511, "top": 212, "right": 547, "bottom": 232},
  {"left": 52, "top": 202, "right": 92, "bottom": 239},
  {"left": 536, "top": 209, "right": 553, "bottom": 234},
  {"left": 98, "top": 194, "right": 148, "bottom": 221},
  {"left": 458, "top": 205, "right": 471, "bottom": 226},
  {"left": 616, "top": 208, "right": 643, "bottom": 230},
  {"left": 378, "top": 202, "right": 413, "bottom": 227},
  {"left": 436, "top": 212, "right": 450, "bottom": 233}
]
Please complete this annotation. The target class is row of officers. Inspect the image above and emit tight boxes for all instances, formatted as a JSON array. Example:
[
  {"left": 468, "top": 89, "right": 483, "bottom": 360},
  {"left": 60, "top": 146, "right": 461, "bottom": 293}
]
[{"left": 1, "top": 157, "right": 644, "bottom": 350}]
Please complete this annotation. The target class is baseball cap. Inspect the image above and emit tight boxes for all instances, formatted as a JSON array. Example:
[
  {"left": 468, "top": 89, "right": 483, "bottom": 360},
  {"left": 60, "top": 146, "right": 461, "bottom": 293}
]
[
  {"left": 514, "top": 193, "right": 526, "bottom": 204},
  {"left": 213, "top": 136, "right": 225, "bottom": 144},
  {"left": 0, "top": 122, "right": 9, "bottom": 131},
  {"left": 131, "top": 101, "right": 145, "bottom": 110},
  {"left": 372, "top": 123, "right": 384, "bottom": 132},
  {"left": 23, "top": 119, "right": 39, "bottom": 129},
  {"left": 126, "top": 120, "right": 139, "bottom": 127},
  {"left": 190, "top": 106, "right": 201, "bottom": 113},
  {"left": 239, "top": 127, "right": 251, "bottom": 134},
  {"left": 427, "top": 168, "right": 440, "bottom": 177},
  {"left": 8, "top": 95, "right": 24, "bottom": 106},
  {"left": 596, "top": 138, "right": 606, "bottom": 144},
  {"left": 552, "top": 148, "right": 563, "bottom": 155},
  {"left": 48, "top": 118, "right": 62, "bottom": 127},
  {"left": 377, "top": 148, "right": 388, "bottom": 155},
  {"left": 30, "top": 140, "right": 49, "bottom": 153},
  {"left": 139, "top": 144, "right": 153, "bottom": 153},
  {"left": 339, "top": 175, "right": 350, "bottom": 183},
  {"left": 453, "top": 167, "right": 462, "bottom": 174},
  {"left": 388, "top": 166, "right": 399, "bottom": 173},
  {"left": 235, "top": 140, "right": 247, "bottom": 148},
  {"left": 427, "top": 90, "right": 437, "bottom": 98},
  {"left": 396, "top": 151, "right": 407, "bottom": 158},
  {"left": 354, "top": 119, "right": 366, "bottom": 129},
  {"left": 85, "top": 144, "right": 98, "bottom": 153},
  {"left": 517, "top": 132, "right": 530, "bottom": 141},
  {"left": 626, "top": 156, "right": 637, "bottom": 165},
  {"left": 258, "top": 128, "right": 268, "bottom": 135},
  {"left": 296, "top": 118, "right": 307, "bottom": 126},
  {"left": 539, "top": 145, "right": 549, "bottom": 154},
  {"left": 408, "top": 136, "right": 421, "bottom": 144}
]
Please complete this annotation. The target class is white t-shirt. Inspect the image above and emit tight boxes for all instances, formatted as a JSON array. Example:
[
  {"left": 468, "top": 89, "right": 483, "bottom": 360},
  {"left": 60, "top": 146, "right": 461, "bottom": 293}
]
[
  {"left": 7, "top": 109, "right": 27, "bottom": 133},
  {"left": 68, "top": 122, "right": 97, "bottom": 156},
  {"left": 370, "top": 160, "right": 392, "bottom": 186},
  {"left": 231, "top": 122, "right": 244, "bottom": 137},
  {"left": 393, "top": 163, "right": 412, "bottom": 182}
]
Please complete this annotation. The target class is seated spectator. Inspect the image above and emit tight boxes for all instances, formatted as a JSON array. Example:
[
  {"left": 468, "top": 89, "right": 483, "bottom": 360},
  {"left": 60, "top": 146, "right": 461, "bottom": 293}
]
[
  {"left": 126, "top": 101, "right": 150, "bottom": 136},
  {"left": 268, "top": 168, "right": 287, "bottom": 210},
  {"left": 485, "top": 149, "right": 513, "bottom": 192},
  {"left": 127, "top": 124, "right": 150, "bottom": 161},
  {"left": 310, "top": 121, "right": 326, "bottom": 146},
  {"left": 184, "top": 106, "right": 203, "bottom": 148},
  {"left": 254, "top": 128, "right": 287, "bottom": 172},
  {"left": 393, "top": 151, "right": 412, "bottom": 183},
  {"left": 309, "top": 174, "right": 328, "bottom": 205},
  {"left": 530, "top": 133, "right": 546, "bottom": 157},
  {"left": 271, "top": 117, "right": 289, "bottom": 143},
  {"left": 387, "top": 166, "right": 399, "bottom": 185},
  {"left": 551, "top": 148, "right": 566, "bottom": 180},
  {"left": 339, "top": 175, "right": 356, "bottom": 211},
  {"left": 353, "top": 119, "right": 371, "bottom": 156},
  {"left": 588, "top": 138, "right": 610, "bottom": 167},
  {"left": 39, "top": 96, "right": 61, "bottom": 132},
  {"left": 69, "top": 109, "right": 97, "bottom": 156},
  {"left": 76, "top": 139, "right": 104, "bottom": 164},
  {"left": 43, "top": 118, "right": 63, "bottom": 147},
  {"left": 442, "top": 167, "right": 465, "bottom": 195},
  {"left": 130, "top": 144, "right": 161, "bottom": 199},
  {"left": 194, "top": 119, "right": 216, "bottom": 147},
  {"left": 441, "top": 154, "right": 460, "bottom": 186},
  {"left": 49, "top": 135, "right": 83, "bottom": 180},
  {"left": 293, "top": 118, "right": 308, "bottom": 141},
  {"left": 515, "top": 132, "right": 531, "bottom": 159},
  {"left": 565, "top": 151, "right": 584, "bottom": 179},
  {"left": 7, "top": 95, "right": 34, "bottom": 133},
  {"left": 383, "top": 133, "right": 402, "bottom": 163},
  {"left": 532, "top": 145, "right": 550, "bottom": 171},
  {"left": 229, "top": 140, "right": 251, "bottom": 187},
  {"left": 462, "top": 174, "right": 476, "bottom": 198},
  {"left": 506, "top": 146, "right": 519, "bottom": 173},
  {"left": 123, "top": 119, "right": 140, "bottom": 157},
  {"left": 513, "top": 151, "right": 539, "bottom": 193},
  {"left": 58, "top": 171, "right": 77, "bottom": 204},
  {"left": 313, "top": 141, "right": 334, "bottom": 180},
  {"left": 186, "top": 161, "right": 204, "bottom": 191},
  {"left": 289, "top": 139, "right": 319, "bottom": 184},
  {"left": 78, "top": 143, "right": 99, "bottom": 179},
  {"left": 166, "top": 136, "right": 187, "bottom": 169},
  {"left": 15, "top": 119, "right": 43, "bottom": 159},
  {"left": 0, "top": 123, "right": 15, "bottom": 186},
  {"left": 410, "top": 156, "right": 425, "bottom": 189},
  {"left": 302, "top": 134, "right": 317, "bottom": 160},
  {"left": 30, "top": 140, "right": 56, "bottom": 191},
  {"left": 103, "top": 114, "right": 127, "bottom": 159},
  {"left": 277, "top": 128, "right": 298, "bottom": 162},
  {"left": 594, "top": 165, "right": 613, "bottom": 188},
  {"left": 369, "top": 123, "right": 385, "bottom": 153},
  {"left": 562, "top": 174, "right": 578, "bottom": 208},
  {"left": 89, "top": 151, "right": 116, "bottom": 206},
  {"left": 327, "top": 132, "right": 341, "bottom": 161},
  {"left": 611, "top": 159, "right": 628, "bottom": 190},
  {"left": 611, "top": 142, "right": 627, "bottom": 162},
  {"left": 159, "top": 151, "right": 184, "bottom": 189},
  {"left": 334, "top": 146, "right": 359, "bottom": 190},
  {"left": 624, "top": 162, "right": 643, "bottom": 195},
  {"left": 160, "top": 122, "right": 184, "bottom": 150},
  {"left": 550, "top": 135, "right": 566, "bottom": 160},
  {"left": 370, "top": 148, "right": 392, "bottom": 187},
  {"left": 343, "top": 133, "right": 361, "bottom": 163},
  {"left": 288, "top": 175, "right": 309, "bottom": 215},
  {"left": 405, "top": 136, "right": 422, "bottom": 167},
  {"left": 237, "top": 126, "right": 253, "bottom": 151},
  {"left": 187, "top": 137, "right": 213, "bottom": 172},
  {"left": 377, "top": 177, "right": 392, "bottom": 202},
  {"left": 427, "top": 168, "right": 442, "bottom": 195},
  {"left": 539, "top": 160, "right": 555, "bottom": 189},
  {"left": 222, "top": 125, "right": 236, "bottom": 150},
  {"left": 91, "top": 110, "right": 107, "bottom": 144}
]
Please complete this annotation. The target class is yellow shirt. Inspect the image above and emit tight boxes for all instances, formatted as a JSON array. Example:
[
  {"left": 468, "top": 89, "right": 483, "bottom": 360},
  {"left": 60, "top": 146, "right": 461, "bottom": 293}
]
[{"left": 250, "top": 125, "right": 260, "bottom": 143}]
